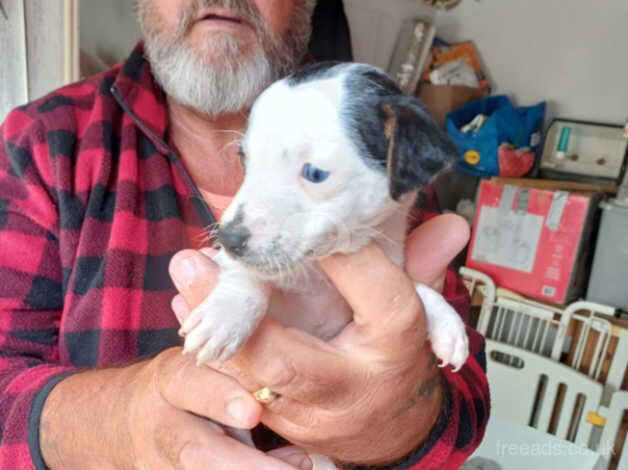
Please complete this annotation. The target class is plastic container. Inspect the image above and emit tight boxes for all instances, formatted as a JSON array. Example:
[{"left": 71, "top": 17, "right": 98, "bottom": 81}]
[{"left": 586, "top": 200, "right": 628, "bottom": 311}]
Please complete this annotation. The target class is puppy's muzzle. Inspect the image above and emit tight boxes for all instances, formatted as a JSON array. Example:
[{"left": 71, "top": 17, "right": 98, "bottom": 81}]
[{"left": 217, "top": 224, "right": 251, "bottom": 257}]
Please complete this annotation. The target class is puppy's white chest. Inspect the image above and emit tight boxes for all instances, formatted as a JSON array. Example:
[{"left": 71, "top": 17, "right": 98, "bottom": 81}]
[{"left": 268, "top": 271, "right": 353, "bottom": 340}]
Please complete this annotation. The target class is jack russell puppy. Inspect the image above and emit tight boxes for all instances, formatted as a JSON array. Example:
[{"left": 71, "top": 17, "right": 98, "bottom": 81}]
[{"left": 179, "top": 61, "right": 469, "bottom": 466}]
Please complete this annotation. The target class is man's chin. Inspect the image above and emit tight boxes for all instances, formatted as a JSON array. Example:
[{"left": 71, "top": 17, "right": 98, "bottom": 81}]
[
  {"left": 188, "top": 28, "right": 250, "bottom": 52},
  {"left": 190, "top": 47, "right": 261, "bottom": 73}
]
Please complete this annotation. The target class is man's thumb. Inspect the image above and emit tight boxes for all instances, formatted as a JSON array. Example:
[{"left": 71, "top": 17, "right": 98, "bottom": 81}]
[{"left": 169, "top": 249, "right": 220, "bottom": 310}]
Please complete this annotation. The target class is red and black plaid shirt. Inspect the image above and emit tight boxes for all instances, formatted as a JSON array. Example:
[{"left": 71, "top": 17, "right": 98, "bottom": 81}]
[{"left": 0, "top": 43, "right": 489, "bottom": 469}]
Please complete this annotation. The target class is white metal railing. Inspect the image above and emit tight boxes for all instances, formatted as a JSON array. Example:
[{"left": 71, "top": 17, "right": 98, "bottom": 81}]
[{"left": 460, "top": 267, "right": 627, "bottom": 469}]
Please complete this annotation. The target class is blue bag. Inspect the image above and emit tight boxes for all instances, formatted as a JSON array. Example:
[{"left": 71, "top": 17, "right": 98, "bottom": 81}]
[{"left": 445, "top": 95, "right": 546, "bottom": 177}]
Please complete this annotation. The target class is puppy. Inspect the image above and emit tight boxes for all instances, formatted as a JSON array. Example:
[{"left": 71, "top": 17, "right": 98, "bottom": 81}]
[{"left": 180, "top": 61, "right": 469, "bottom": 465}]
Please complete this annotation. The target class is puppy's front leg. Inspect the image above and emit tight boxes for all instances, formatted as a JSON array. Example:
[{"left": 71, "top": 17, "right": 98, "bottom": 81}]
[
  {"left": 416, "top": 284, "right": 469, "bottom": 372},
  {"left": 180, "top": 251, "right": 270, "bottom": 365}
]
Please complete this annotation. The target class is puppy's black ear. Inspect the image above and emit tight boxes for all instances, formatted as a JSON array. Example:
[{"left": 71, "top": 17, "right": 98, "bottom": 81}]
[{"left": 381, "top": 97, "right": 458, "bottom": 200}]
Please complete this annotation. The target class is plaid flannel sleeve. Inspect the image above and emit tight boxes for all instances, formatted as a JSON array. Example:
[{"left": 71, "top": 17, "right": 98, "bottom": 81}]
[
  {"left": 405, "top": 271, "right": 489, "bottom": 470},
  {"left": 363, "top": 195, "right": 490, "bottom": 470},
  {"left": 0, "top": 109, "right": 78, "bottom": 470}
]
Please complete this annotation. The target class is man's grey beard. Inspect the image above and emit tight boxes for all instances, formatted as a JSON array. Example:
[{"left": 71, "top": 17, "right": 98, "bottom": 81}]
[
  {"left": 146, "top": 35, "right": 277, "bottom": 117},
  {"left": 138, "top": 0, "right": 314, "bottom": 117}
]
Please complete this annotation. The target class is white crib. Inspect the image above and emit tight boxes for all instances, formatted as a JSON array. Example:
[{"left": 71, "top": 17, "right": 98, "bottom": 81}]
[{"left": 460, "top": 267, "right": 628, "bottom": 469}]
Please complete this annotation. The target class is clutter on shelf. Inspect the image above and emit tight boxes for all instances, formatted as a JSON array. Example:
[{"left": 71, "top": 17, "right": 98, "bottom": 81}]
[
  {"left": 429, "top": 58, "right": 479, "bottom": 88},
  {"left": 423, "top": 39, "right": 490, "bottom": 90},
  {"left": 416, "top": 38, "right": 490, "bottom": 128},
  {"left": 418, "top": 83, "right": 484, "bottom": 128},
  {"left": 388, "top": 18, "right": 628, "bottom": 318}
]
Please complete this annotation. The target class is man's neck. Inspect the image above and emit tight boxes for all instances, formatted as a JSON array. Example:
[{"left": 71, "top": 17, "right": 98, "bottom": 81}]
[{"left": 167, "top": 97, "right": 246, "bottom": 196}]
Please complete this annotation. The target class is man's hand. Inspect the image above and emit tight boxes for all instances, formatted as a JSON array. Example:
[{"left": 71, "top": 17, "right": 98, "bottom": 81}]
[
  {"left": 170, "top": 214, "right": 470, "bottom": 466},
  {"left": 122, "top": 349, "right": 313, "bottom": 469},
  {"left": 41, "top": 341, "right": 312, "bottom": 470}
]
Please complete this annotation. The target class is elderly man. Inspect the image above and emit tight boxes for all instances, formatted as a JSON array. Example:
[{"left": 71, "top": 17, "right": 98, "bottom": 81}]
[{"left": 0, "top": 0, "right": 489, "bottom": 468}]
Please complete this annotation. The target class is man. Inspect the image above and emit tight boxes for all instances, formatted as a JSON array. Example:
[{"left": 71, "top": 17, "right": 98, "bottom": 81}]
[{"left": 0, "top": 0, "right": 489, "bottom": 468}]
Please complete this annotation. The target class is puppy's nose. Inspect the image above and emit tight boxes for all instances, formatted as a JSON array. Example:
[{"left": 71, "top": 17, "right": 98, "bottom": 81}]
[{"left": 217, "top": 224, "right": 251, "bottom": 257}]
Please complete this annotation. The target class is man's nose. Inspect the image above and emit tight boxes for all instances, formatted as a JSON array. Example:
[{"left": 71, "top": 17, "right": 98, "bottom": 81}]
[{"left": 217, "top": 224, "right": 251, "bottom": 257}]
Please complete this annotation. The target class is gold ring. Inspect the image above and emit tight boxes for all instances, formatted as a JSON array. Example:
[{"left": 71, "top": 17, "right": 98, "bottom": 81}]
[{"left": 253, "top": 387, "right": 279, "bottom": 404}]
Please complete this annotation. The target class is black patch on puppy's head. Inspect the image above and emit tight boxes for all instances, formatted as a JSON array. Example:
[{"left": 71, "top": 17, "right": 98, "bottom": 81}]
[
  {"left": 380, "top": 96, "right": 459, "bottom": 200},
  {"left": 285, "top": 62, "right": 458, "bottom": 201},
  {"left": 339, "top": 65, "right": 458, "bottom": 200}
]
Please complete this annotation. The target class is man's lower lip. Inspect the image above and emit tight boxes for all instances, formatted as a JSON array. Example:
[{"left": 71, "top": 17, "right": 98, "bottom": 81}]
[{"left": 196, "top": 17, "right": 250, "bottom": 30}]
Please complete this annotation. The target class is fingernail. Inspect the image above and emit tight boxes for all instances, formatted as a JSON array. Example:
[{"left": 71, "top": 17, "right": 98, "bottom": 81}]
[
  {"left": 176, "top": 257, "right": 198, "bottom": 289},
  {"left": 282, "top": 454, "right": 312, "bottom": 470},
  {"left": 227, "top": 397, "right": 253, "bottom": 425},
  {"left": 171, "top": 297, "right": 188, "bottom": 324}
]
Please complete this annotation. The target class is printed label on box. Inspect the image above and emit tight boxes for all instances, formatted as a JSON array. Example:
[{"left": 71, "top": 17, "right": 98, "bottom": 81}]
[
  {"left": 546, "top": 191, "right": 568, "bottom": 230},
  {"left": 471, "top": 206, "right": 544, "bottom": 273}
]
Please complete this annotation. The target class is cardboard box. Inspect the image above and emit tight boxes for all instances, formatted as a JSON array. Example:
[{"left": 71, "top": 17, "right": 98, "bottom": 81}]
[
  {"left": 418, "top": 83, "right": 485, "bottom": 128},
  {"left": 466, "top": 180, "right": 600, "bottom": 304}
]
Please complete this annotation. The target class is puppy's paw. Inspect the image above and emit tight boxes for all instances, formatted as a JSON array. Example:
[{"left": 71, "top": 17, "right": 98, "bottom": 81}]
[
  {"left": 429, "top": 313, "right": 469, "bottom": 372},
  {"left": 182, "top": 309, "right": 251, "bottom": 365},
  {"left": 309, "top": 453, "right": 340, "bottom": 470},
  {"left": 180, "top": 292, "right": 263, "bottom": 365},
  {"left": 416, "top": 284, "right": 469, "bottom": 372}
]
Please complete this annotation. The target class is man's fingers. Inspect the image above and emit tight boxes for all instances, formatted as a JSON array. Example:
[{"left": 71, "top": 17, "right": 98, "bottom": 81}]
[
  {"left": 318, "top": 244, "right": 424, "bottom": 334},
  {"left": 155, "top": 349, "right": 262, "bottom": 429},
  {"left": 405, "top": 214, "right": 470, "bottom": 287},
  {"left": 169, "top": 249, "right": 219, "bottom": 309},
  {"left": 165, "top": 414, "right": 303, "bottom": 470}
]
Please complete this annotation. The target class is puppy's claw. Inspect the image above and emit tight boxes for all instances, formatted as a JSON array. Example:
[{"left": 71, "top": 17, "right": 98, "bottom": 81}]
[
  {"left": 431, "top": 332, "right": 468, "bottom": 372},
  {"left": 197, "top": 341, "right": 233, "bottom": 366},
  {"left": 179, "top": 306, "right": 206, "bottom": 336},
  {"left": 182, "top": 341, "right": 196, "bottom": 356},
  {"left": 183, "top": 331, "right": 209, "bottom": 356}
]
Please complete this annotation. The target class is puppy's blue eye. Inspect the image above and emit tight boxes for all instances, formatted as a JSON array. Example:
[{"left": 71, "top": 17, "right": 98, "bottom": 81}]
[{"left": 301, "top": 163, "right": 330, "bottom": 183}]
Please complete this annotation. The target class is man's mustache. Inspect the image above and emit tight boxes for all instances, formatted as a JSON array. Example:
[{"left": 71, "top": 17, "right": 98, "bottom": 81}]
[{"left": 177, "top": 0, "right": 265, "bottom": 38}]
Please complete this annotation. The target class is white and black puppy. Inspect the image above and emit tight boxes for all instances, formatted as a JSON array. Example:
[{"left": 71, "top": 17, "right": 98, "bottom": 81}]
[{"left": 180, "top": 61, "right": 469, "bottom": 375}]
